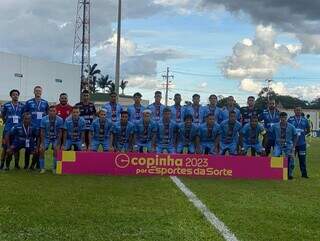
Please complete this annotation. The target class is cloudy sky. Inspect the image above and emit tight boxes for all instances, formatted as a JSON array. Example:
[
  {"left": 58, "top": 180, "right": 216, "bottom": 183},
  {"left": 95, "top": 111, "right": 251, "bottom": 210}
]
[{"left": 1, "top": 0, "right": 320, "bottom": 105}]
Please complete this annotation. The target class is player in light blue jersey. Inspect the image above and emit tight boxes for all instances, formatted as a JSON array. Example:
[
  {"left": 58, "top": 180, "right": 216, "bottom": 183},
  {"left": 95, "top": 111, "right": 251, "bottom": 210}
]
[
  {"left": 1, "top": 89, "right": 25, "bottom": 170},
  {"left": 176, "top": 114, "right": 199, "bottom": 154},
  {"left": 134, "top": 109, "right": 157, "bottom": 153},
  {"left": 128, "top": 92, "right": 145, "bottom": 123},
  {"left": 272, "top": 112, "right": 298, "bottom": 180},
  {"left": 62, "top": 106, "right": 86, "bottom": 151},
  {"left": 260, "top": 99, "right": 280, "bottom": 156},
  {"left": 220, "top": 96, "right": 241, "bottom": 122},
  {"left": 24, "top": 86, "right": 49, "bottom": 170},
  {"left": 90, "top": 109, "right": 112, "bottom": 152},
  {"left": 104, "top": 92, "right": 123, "bottom": 123},
  {"left": 288, "top": 107, "right": 310, "bottom": 178},
  {"left": 110, "top": 111, "right": 135, "bottom": 152},
  {"left": 170, "top": 93, "right": 185, "bottom": 124},
  {"left": 239, "top": 115, "right": 267, "bottom": 156},
  {"left": 39, "top": 106, "right": 64, "bottom": 173},
  {"left": 5, "top": 113, "right": 38, "bottom": 171},
  {"left": 184, "top": 94, "right": 205, "bottom": 126},
  {"left": 156, "top": 107, "right": 178, "bottom": 153},
  {"left": 148, "top": 91, "right": 165, "bottom": 122},
  {"left": 220, "top": 111, "right": 242, "bottom": 155},
  {"left": 199, "top": 113, "right": 221, "bottom": 155},
  {"left": 202, "top": 94, "right": 222, "bottom": 124}
]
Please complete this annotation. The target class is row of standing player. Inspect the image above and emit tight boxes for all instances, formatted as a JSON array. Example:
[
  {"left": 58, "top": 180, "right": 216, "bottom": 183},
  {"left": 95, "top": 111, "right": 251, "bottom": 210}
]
[{"left": 0, "top": 88, "right": 310, "bottom": 179}]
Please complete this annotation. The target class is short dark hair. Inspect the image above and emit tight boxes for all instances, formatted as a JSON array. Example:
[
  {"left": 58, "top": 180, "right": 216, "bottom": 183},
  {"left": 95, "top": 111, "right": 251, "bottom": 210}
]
[
  {"left": 280, "top": 112, "right": 287, "bottom": 117},
  {"left": 82, "top": 90, "right": 90, "bottom": 94},
  {"left": 121, "top": 110, "right": 129, "bottom": 115},
  {"left": 306, "top": 114, "right": 310, "bottom": 118},
  {"left": 247, "top": 96, "right": 255, "bottom": 101},
  {"left": 133, "top": 92, "right": 142, "bottom": 98},
  {"left": 250, "top": 115, "right": 259, "bottom": 121},
  {"left": 229, "top": 110, "right": 236, "bottom": 115},
  {"left": 209, "top": 94, "right": 217, "bottom": 99},
  {"left": 60, "top": 93, "right": 68, "bottom": 97},
  {"left": 72, "top": 106, "right": 80, "bottom": 110},
  {"left": 184, "top": 114, "right": 193, "bottom": 121},
  {"left": 110, "top": 92, "right": 117, "bottom": 96},
  {"left": 49, "top": 105, "right": 56, "bottom": 110},
  {"left": 22, "top": 112, "right": 31, "bottom": 118},
  {"left": 155, "top": 91, "right": 162, "bottom": 96},
  {"left": 10, "top": 89, "right": 20, "bottom": 97},
  {"left": 163, "top": 107, "right": 171, "bottom": 113},
  {"left": 206, "top": 113, "right": 215, "bottom": 119},
  {"left": 192, "top": 94, "right": 200, "bottom": 98},
  {"left": 34, "top": 86, "right": 42, "bottom": 91},
  {"left": 174, "top": 93, "right": 181, "bottom": 98}
]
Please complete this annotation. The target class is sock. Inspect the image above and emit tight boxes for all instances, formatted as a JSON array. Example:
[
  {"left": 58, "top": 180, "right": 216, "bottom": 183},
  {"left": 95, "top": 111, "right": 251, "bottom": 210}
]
[{"left": 39, "top": 158, "right": 45, "bottom": 170}]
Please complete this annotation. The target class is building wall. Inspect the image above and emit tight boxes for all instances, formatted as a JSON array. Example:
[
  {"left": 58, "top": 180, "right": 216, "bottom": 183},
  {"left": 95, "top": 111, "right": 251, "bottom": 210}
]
[
  {"left": 0, "top": 52, "right": 81, "bottom": 105},
  {"left": 280, "top": 108, "right": 320, "bottom": 130},
  {"left": 95, "top": 96, "right": 149, "bottom": 110}
]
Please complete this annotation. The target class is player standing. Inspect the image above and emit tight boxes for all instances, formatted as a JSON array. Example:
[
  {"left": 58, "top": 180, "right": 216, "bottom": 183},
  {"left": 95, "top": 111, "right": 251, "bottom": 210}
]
[
  {"left": 170, "top": 93, "right": 185, "bottom": 124},
  {"left": 220, "top": 96, "right": 241, "bottom": 122},
  {"left": 203, "top": 94, "right": 222, "bottom": 124},
  {"left": 56, "top": 93, "right": 73, "bottom": 121},
  {"left": 272, "top": 112, "right": 298, "bottom": 180},
  {"left": 104, "top": 92, "right": 123, "bottom": 123},
  {"left": 128, "top": 92, "right": 145, "bottom": 123},
  {"left": 240, "top": 96, "right": 260, "bottom": 126},
  {"left": 0, "top": 90, "right": 25, "bottom": 169},
  {"left": 184, "top": 94, "right": 204, "bottom": 126},
  {"left": 24, "top": 86, "right": 49, "bottom": 170},
  {"left": 75, "top": 90, "right": 97, "bottom": 150},
  {"left": 288, "top": 107, "right": 310, "bottom": 178},
  {"left": 148, "top": 91, "right": 165, "bottom": 122}
]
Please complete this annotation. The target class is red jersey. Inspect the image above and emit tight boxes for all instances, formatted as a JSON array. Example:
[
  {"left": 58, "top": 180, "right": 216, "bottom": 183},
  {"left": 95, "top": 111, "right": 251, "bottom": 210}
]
[{"left": 56, "top": 104, "right": 72, "bottom": 120}]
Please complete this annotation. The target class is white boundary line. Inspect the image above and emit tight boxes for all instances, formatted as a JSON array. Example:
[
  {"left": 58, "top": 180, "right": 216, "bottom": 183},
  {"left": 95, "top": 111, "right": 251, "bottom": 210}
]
[{"left": 170, "top": 176, "right": 239, "bottom": 241}]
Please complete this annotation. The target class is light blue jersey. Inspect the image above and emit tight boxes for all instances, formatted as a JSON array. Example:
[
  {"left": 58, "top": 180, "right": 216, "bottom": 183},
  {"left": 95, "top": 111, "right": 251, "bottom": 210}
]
[
  {"left": 241, "top": 123, "right": 266, "bottom": 145},
  {"left": 111, "top": 121, "right": 135, "bottom": 150},
  {"left": 220, "top": 120, "right": 242, "bottom": 144},
  {"left": 170, "top": 105, "right": 185, "bottom": 124},
  {"left": 271, "top": 122, "right": 297, "bottom": 147},
  {"left": 127, "top": 104, "right": 145, "bottom": 123},
  {"left": 202, "top": 105, "right": 222, "bottom": 123},
  {"left": 288, "top": 116, "right": 310, "bottom": 146},
  {"left": 63, "top": 116, "right": 86, "bottom": 142},
  {"left": 104, "top": 102, "right": 123, "bottom": 122},
  {"left": 220, "top": 107, "right": 241, "bottom": 122},
  {"left": 147, "top": 103, "right": 165, "bottom": 122},
  {"left": 1, "top": 101, "right": 25, "bottom": 135},
  {"left": 199, "top": 122, "right": 221, "bottom": 145},
  {"left": 24, "top": 98, "right": 49, "bottom": 128},
  {"left": 184, "top": 105, "right": 205, "bottom": 125},
  {"left": 40, "top": 115, "right": 64, "bottom": 141},
  {"left": 135, "top": 120, "right": 157, "bottom": 146},
  {"left": 90, "top": 118, "right": 112, "bottom": 141}
]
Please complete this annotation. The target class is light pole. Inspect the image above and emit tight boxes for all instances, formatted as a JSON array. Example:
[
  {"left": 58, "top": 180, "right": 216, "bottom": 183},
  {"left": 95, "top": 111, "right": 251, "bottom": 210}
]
[
  {"left": 115, "top": 0, "right": 122, "bottom": 100},
  {"left": 266, "top": 79, "right": 273, "bottom": 101}
]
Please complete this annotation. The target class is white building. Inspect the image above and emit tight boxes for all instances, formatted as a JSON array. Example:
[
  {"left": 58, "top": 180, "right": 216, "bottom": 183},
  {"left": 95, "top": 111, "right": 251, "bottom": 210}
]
[
  {"left": 280, "top": 108, "right": 320, "bottom": 131},
  {"left": 0, "top": 51, "right": 81, "bottom": 105}
]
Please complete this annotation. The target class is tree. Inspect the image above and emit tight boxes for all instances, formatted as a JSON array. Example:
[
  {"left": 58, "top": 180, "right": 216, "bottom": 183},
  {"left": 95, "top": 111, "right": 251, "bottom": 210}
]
[
  {"left": 120, "top": 79, "right": 128, "bottom": 95},
  {"left": 217, "top": 97, "right": 240, "bottom": 109},
  {"left": 97, "top": 75, "right": 109, "bottom": 93},
  {"left": 106, "top": 81, "right": 116, "bottom": 93},
  {"left": 85, "top": 63, "right": 101, "bottom": 93},
  {"left": 310, "top": 97, "right": 320, "bottom": 109}
]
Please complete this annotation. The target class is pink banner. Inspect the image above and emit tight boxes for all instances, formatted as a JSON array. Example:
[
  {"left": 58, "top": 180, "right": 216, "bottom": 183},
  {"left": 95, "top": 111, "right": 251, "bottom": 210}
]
[{"left": 56, "top": 151, "right": 288, "bottom": 180}]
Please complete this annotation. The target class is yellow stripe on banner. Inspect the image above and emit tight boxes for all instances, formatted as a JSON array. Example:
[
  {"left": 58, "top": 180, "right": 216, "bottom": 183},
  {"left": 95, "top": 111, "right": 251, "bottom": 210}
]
[
  {"left": 271, "top": 157, "right": 284, "bottom": 168},
  {"left": 56, "top": 161, "right": 62, "bottom": 174},
  {"left": 283, "top": 168, "right": 288, "bottom": 180},
  {"left": 62, "top": 151, "right": 76, "bottom": 162}
]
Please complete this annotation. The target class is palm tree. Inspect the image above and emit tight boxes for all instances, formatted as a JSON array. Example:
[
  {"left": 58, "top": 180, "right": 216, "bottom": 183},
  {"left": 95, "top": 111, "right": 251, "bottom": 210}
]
[
  {"left": 107, "top": 81, "right": 116, "bottom": 93},
  {"left": 85, "top": 63, "right": 101, "bottom": 93},
  {"left": 120, "top": 79, "right": 128, "bottom": 95},
  {"left": 98, "top": 75, "right": 109, "bottom": 93}
]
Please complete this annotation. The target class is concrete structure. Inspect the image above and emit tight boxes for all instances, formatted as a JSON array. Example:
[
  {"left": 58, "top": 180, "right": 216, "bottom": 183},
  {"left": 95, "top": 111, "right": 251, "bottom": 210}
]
[
  {"left": 279, "top": 108, "right": 320, "bottom": 131},
  {"left": 91, "top": 93, "right": 149, "bottom": 110},
  {"left": 0, "top": 51, "right": 81, "bottom": 105}
]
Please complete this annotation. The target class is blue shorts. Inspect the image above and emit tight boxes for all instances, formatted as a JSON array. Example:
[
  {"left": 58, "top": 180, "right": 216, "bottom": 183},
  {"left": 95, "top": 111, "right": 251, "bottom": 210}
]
[
  {"left": 177, "top": 144, "right": 195, "bottom": 154},
  {"left": 243, "top": 143, "right": 264, "bottom": 153},
  {"left": 1, "top": 131, "right": 14, "bottom": 149},
  {"left": 220, "top": 142, "right": 237, "bottom": 155},
  {"left": 201, "top": 143, "right": 216, "bottom": 154},
  {"left": 156, "top": 145, "right": 175, "bottom": 154},
  {"left": 273, "top": 144, "right": 293, "bottom": 157},
  {"left": 44, "top": 139, "right": 59, "bottom": 150},
  {"left": 11, "top": 141, "right": 35, "bottom": 152},
  {"left": 91, "top": 139, "right": 109, "bottom": 151},
  {"left": 64, "top": 140, "right": 82, "bottom": 151}
]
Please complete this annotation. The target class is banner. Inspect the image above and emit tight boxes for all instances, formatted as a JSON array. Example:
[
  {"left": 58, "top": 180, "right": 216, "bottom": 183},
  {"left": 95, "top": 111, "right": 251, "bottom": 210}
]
[{"left": 56, "top": 151, "right": 288, "bottom": 180}]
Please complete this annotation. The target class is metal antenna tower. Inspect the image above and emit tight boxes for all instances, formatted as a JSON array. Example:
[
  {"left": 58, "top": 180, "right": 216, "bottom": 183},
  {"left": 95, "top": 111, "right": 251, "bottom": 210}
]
[{"left": 72, "top": 0, "right": 91, "bottom": 93}]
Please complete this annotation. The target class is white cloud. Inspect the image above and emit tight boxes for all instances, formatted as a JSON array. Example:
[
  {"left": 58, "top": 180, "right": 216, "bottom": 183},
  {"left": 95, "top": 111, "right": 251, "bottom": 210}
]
[{"left": 239, "top": 78, "right": 261, "bottom": 92}]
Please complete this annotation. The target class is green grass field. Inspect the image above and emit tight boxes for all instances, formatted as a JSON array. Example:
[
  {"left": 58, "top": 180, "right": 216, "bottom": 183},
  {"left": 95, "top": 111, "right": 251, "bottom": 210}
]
[{"left": 0, "top": 125, "right": 319, "bottom": 241}]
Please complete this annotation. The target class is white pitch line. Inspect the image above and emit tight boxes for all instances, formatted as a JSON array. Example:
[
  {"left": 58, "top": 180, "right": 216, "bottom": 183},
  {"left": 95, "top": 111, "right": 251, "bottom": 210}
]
[{"left": 170, "top": 176, "right": 239, "bottom": 241}]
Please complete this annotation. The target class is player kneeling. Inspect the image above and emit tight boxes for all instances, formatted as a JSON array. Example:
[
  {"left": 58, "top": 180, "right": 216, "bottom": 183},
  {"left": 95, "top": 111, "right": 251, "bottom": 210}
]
[
  {"left": 220, "top": 111, "right": 242, "bottom": 155},
  {"left": 90, "top": 109, "right": 112, "bottom": 152},
  {"left": 62, "top": 106, "right": 86, "bottom": 151},
  {"left": 239, "top": 115, "right": 267, "bottom": 156},
  {"left": 199, "top": 113, "right": 220, "bottom": 154},
  {"left": 134, "top": 109, "right": 157, "bottom": 153},
  {"left": 109, "top": 111, "right": 135, "bottom": 152},
  {"left": 5, "top": 113, "right": 38, "bottom": 171},
  {"left": 271, "top": 112, "right": 297, "bottom": 180},
  {"left": 156, "top": 107, "right": 178, "bottom": 153},
  {"left": 176, "top": 114, "right": 199, "bottom": 154},
  {"left": 39, "top": 106, "right": 64, "bottom": 173}
]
